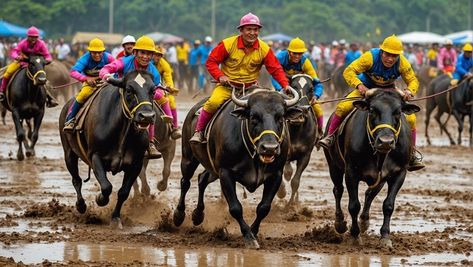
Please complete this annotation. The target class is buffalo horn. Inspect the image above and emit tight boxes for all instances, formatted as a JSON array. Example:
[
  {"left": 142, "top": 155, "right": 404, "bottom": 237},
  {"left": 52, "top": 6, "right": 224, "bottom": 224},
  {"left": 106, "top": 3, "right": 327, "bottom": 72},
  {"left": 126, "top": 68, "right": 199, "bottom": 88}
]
[
  {"left": 231, "top": 88, "right": 248, "bottom": 107},
  {"left": 284, "top": 87, "right": 300, "bottom": 107}
]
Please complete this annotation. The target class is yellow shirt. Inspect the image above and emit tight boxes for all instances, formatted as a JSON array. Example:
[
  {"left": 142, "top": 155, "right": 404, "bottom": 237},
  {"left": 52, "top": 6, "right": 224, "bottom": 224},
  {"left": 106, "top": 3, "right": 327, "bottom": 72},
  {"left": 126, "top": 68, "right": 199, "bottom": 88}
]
[
  {"left": 176, "top": 43, "right": 189, "bottom": 65},
  {"left": 154, "top": 57, "right": 174, "bottom": 88}
]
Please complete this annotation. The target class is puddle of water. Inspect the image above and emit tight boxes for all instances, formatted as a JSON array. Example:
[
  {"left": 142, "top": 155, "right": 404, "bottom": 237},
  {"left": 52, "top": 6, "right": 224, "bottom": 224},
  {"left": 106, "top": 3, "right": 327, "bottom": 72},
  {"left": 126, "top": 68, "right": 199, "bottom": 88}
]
[{"left": 0, "top": 241, "right": 470, "bottom": 266}]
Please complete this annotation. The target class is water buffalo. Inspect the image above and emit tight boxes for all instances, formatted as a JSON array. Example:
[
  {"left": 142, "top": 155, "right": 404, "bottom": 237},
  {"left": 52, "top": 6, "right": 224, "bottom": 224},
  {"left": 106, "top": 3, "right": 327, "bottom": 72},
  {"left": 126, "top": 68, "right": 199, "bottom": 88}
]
[
  {"left": 277, "top": 74, "right": 318, "bottom": 205},
  {"left": 134, "top": 104, "right": 177, "bottom": 196},
  {"left": 1, "top": 55, "right": 48, "bottom": 160},
  {"left": 45, "top": 60, "right": 79, "bottom": 104},
  {"left": 59, "top": 70, "right": 156, "bottom": 229},
  {"left": 323, "top": 89, "right": 420, "bottom": 248},
  {"left": 425, "top": 75, "right": 472, "bottom": 146},
  {"left": 330, "top": 65, "right": 350, "bottom": 98},
  {"left": 173, "top": 87, "right": 302, "bottom": 249}
]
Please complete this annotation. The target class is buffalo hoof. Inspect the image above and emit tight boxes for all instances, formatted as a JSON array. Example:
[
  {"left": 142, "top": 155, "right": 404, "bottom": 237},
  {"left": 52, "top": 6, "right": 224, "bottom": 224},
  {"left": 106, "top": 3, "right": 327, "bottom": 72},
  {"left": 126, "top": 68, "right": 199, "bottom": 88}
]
[
  {"left": 347, "top": 235, "right": 363, "bottom": 246},
  {"left": 95, "top": 193, "right": 109, "bottom": 207},
  {"left": 359, "top": 218, "right": 370, "bottom": 233},
  {"left": 25, "top": 149, "right": 35, "bottom": 158},
  {"left": 380, "top": 237, "right": 393, "bottom": 248},
  {"left": 277, "top": 183, "right": 287, "bottom": 199},
  {"left": 192, "top": 209, "right": 205, "bottom": 226},
  {"left": 173, "top": 209, "right": 185, "bottom": 227},
  {"left": 335, "top": 220, "right": 348, "bottom": 234},
  {"left": 157, "top": 181, "right": 168, "bottom": 191},
  {"left": 17, "top": 152, "right": 24, "bottom": 161},
  {"left": 110, "top": 217, "right": 123, "bottom": 230},
  {"left": 76, "top": 200, "right": 87, "bottom": 214},
  {"left": 244, "top": 239, "right": 260, "bottom": 250}
]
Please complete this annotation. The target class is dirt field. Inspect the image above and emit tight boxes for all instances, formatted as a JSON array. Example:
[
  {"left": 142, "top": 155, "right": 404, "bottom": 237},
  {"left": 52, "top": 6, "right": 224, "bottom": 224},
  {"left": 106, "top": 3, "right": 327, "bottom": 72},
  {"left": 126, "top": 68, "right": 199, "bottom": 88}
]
[{"left": 0, "top": 95, "right": 472, "bottom": 266}]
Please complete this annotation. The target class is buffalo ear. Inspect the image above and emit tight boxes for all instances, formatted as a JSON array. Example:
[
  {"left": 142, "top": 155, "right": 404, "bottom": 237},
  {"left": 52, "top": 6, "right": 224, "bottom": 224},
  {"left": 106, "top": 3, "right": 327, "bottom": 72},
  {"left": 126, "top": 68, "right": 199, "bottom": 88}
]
[
  {"left": 353, "top": 100, "right": 369, "bottom": 111},
  {"left": 230, "top": 107, "right": 249, "bottom": 120},
  {"left": 402, "top": 103, "right": 421, "bottom": 114},
  {"left": 285, "top": 106, "right": 304, "bottom": 120},
  {"left": 107, "top": 77, "right": 125, "bottom": 88}
]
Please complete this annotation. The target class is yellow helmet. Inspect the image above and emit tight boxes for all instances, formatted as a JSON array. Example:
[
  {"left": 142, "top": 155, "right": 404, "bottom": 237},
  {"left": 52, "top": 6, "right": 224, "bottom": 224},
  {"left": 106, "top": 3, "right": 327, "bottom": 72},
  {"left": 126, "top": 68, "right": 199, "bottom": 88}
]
[
  {"left": 463, "top": 43, "right": 473, "bottom": 52},
  {"left": 88, "top": 38, "right": 106, "bottom": 52},
  {"left": 380, "top": 34, "right": 403, "bottom": 55},
  {"left": 287, "top": 37, "right": 307, "bottom": 53},
  {"left": 133, "top": 36, "right": 156, "bottom": 52},
  {"left": 155, "top": 45, "right": 165, "bottom": 55}
]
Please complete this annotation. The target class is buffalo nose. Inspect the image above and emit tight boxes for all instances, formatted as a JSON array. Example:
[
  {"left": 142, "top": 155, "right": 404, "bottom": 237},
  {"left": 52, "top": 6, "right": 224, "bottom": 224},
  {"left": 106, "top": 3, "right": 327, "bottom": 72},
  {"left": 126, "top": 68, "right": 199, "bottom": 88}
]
[
  {"left": 137, "top": 110, "right": 156, "bottom": 123},
  {"left": 378, "top": 135, "right": 395, "bottom": 149},
  {"left": 260, "top": 142, "right": 279, "bottom": 154}
]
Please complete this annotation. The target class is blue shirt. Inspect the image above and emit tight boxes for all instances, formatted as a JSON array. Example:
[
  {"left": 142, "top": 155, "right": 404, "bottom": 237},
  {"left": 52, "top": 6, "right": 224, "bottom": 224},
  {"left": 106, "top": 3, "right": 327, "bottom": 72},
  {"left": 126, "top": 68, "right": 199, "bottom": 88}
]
[
  {"left": 197, "top": 44, "right": 213, "bottom": 64},
  {"left": 359, "top": 48, "right": 401, "bottom": 89},
  {"left": 121, "top": 56, "right": 161, "bottom": 86},
  {"left": 345, "top": 50, "right": 362, "bottom": 66},
  {"left": 453, "top": 53, "right": 473, "bottom": 79},
  {"left": 72, "top": 51, "right": 114, "bottom": 75},
  {"left": 189, "top": 47, "right": 200, "bottom": 66}
]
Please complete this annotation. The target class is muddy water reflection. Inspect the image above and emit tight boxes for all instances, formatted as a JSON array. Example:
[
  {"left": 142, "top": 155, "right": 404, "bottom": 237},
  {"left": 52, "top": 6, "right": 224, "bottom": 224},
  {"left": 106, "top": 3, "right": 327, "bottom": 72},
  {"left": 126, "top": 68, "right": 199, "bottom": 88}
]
[{"left": 0, "top": 242, "right": 470, "bottom": 266}]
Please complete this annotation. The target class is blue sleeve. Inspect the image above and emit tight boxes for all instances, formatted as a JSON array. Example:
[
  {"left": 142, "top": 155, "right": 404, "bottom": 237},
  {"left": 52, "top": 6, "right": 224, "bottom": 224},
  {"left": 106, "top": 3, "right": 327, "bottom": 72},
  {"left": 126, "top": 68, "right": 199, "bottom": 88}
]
[
  {"left": 71, "top": 53, "right": 89, "bottom": 73},
  {"left": 313, "top": 79, "right": 323, "bottom": 98},
  {"left": 150, "top": 65, "right": 161, "bottom": 86},
  {"left": 456, "top": 56, "right": 467, "bottom": 77},
  {"left": 271, "top": 77, "right": 283, "bottom": 91}
]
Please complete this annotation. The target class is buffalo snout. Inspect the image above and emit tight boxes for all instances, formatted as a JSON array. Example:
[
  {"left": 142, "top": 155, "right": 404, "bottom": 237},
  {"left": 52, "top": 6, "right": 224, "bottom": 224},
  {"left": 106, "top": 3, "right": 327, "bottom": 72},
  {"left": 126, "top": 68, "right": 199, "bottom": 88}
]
[
  {"left": 37, "top": 76, "right": 47, "bottom": 85},
  {"left": 135, "top": 110, "right": 155, "bottom": 130},
  {"left": 257, "top": 141, "right": 280, "bottom": 164},
  {"left": 375, "top": 134, "right": 396, "bottom": 152}
]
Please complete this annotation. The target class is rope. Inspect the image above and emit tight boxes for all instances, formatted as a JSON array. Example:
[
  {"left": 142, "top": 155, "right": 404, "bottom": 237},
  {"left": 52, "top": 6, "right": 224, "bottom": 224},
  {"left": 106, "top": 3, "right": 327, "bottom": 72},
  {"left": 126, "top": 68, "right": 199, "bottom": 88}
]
[{"left": 51, "top": 80, "right": 81, "bottom": 89}]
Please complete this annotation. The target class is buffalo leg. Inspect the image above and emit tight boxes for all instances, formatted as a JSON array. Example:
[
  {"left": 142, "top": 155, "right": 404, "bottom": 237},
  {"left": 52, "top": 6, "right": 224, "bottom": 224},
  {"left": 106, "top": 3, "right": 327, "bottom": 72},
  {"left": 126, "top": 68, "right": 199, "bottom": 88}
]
[
  {"left": 12, "top": 109, "right": 25, "bottom": 161},
  {"left": 64, "top": 148, "right": 86, "bottom": 214},
  {"left": 288, "top": 154, "right": 311, "bottom": 205},
  {"left": 192, "top": 171, "right": 216, "bottom": 225},
  {"left": 173, "top": 156, "right": 199, "bottom": 226},
  {"left": 452, "top": 111, "right": 464, "bottom": 145},
  {"left": 158, "top": 144, "right": 175, "bottom": 191},
  {"left": 359, "top": 182, "right": 385, "bottom": 233},
  {"left": 219, "top": 168, "right": 258, "bottom": 248},
  {"left": 91, "top": 153, "right": 112, "bottom": 207},
  {"left": 134, "top": 158, "right": 150, "bottom": 196},
  {"left": 111, "top": 169, "right": 140, "bottom": 229},
  {"left": 329, "top": 165, "right": 347, "bottom": 234},
  {"left": 434, "top": 109, "right": 455, "bottom": 145},
  {"left": 251, "top": 172, "right": 282, "bottom": 237},
  {"left": 380, "top": 171, "right": 406, "bottom": 248},
  {"left": 26, "top": 110, "right": 44, "bottom": 157},
  {"left": 424, "top": 99, "right": 436, "bottom": 145},
  {"left": 345, "top": 172, "right": 361, "bottom": 241}
]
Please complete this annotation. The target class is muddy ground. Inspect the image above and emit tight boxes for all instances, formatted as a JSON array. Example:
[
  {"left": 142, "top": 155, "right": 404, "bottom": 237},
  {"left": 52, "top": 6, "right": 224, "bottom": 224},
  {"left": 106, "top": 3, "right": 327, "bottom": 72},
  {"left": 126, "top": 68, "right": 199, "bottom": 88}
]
[{"left": 0, "top": 95, "right": 472, "bottom": 266}]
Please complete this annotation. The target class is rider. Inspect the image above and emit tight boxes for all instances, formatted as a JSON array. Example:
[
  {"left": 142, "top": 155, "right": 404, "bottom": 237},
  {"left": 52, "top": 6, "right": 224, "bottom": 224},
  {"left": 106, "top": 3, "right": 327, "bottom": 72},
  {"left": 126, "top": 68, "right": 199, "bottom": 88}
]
[
  {"left": 0, "top": 26, "right": 57, "bottom": 107},
  {"left": 99, "top": 36, "right": 167, "bottom": 159},
  {"left": 153, "top": 45, "right": 182, "bottom": 139},
  {"left": 116, "top": 35, "right": 136, "bottom": 59},
  {"left": 64, "top": 38, "right": 115, "bottom": 131},
  {"left": 271, "top": 37, "right": 325, "bottom": 135},
  {"left": 437, "top": 39, "right": 457, "bottom": 77},
  {"left": 450, "top": 43, "right": 473, "bottom": 86},
  {"left": 189, "top": 12, "right": 292, "bottom": 144},
  {"left": 318, "top": 34, "right": 425, "bottom": 171}
]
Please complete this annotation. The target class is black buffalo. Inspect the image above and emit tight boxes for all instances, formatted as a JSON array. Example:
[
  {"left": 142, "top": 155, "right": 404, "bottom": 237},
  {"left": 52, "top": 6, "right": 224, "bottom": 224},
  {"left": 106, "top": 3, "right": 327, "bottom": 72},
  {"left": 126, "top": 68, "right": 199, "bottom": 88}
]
[
  {"left": 59, "top": 70, "right": 156, "bottom": 229},
  {"left": 277, "top": 74, "right": 318, "bottom": 205},
  {"left": 323, "top": 89, "right": 420, "bottom": 248},
  {"left": 2, "top": 55, "right": 48, "bottom": 161},
  {"left": 425, "top": 74, "right": 472, "bottom": 146},
  {"left": 173, "top": 87, "right": 302, "bottom": 249}
]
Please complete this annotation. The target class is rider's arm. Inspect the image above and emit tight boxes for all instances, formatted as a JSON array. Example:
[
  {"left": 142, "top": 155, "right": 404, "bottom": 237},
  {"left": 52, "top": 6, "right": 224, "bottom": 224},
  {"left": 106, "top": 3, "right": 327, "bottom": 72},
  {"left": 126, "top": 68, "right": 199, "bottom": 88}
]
[
  {"left": 271, "top": 77, "right": 283, "bottom": 91},
  {"left": 264, "top": 49, "right": 289, "bottom": 88},
  {"left": 158, "top": 58, "right": 174, "bottom": 88},
  {"left": 70, "top": 53, "right": 91, "bottom": 82},
  {"left": 455, "top": 56, "right": 468, "bottom": 77},
  {"left": 205, "top": 41, "right": 227, "bottom": 81},
  {"left": 343, "top": 51, "right": 373, "bottom": 89},
  {"left": 10, "top": 40, "right": 27, "bottom": 60},
  {"left": 301, "top": 58, "right": 323, "bottom": 98},
  {"left": 399, "top": 55, "right": 419, "bottom": 95},
  {"left": 149, "top": 64, "right": 162, "bottom": 86},
  {"left": 99, "top": 58, "right": 124, "bottom": 80},
  {"left": 37, "top": 40, "right": 52, "bottom": 62}
]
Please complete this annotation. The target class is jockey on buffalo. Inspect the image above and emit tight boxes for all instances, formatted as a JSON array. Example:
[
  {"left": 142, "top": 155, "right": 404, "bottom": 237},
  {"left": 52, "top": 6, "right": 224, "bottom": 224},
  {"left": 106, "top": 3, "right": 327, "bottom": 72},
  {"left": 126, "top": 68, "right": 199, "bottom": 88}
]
[
  {"left": 271, "top": 37, "right": 325, "bottom": 135},
  {"left": 0, "top": 26, "right": 57, "bottom": 107},
  {"left": 153, "top": 46, "right": 182, "bottom": 139},
  {"left": 189, "top": 12, "right": 292, "bottom": 144},
  {"left": 116, "top": 35, "right": 136, "bottom": 59},
  {"left": 318, "top": 34, "right": 425, "bottom": 171},
  {"left": 63, "top": 38, "right": 115, "bottom": 131},
  {"left": 437, "top": 39, "right": 457, "bottom": 76},
  {"left": 99, "top": 35, "right": 169, "bottom": 159},
  {"left": 450, "top": 43, "right": 473, "bottom": 86}
]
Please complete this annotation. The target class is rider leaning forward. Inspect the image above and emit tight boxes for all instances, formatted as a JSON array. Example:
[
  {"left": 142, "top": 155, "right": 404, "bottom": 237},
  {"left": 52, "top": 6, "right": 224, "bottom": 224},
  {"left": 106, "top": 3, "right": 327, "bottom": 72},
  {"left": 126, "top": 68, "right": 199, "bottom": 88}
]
[
  {"left": 0, "top": 26, "right": 58, "bottom": 107},
  {"left": 189, "top": 12, "right": 292, "bottom": 144},
  {"left": 318, "top": 34, "right": 425, "bottom": 172}
]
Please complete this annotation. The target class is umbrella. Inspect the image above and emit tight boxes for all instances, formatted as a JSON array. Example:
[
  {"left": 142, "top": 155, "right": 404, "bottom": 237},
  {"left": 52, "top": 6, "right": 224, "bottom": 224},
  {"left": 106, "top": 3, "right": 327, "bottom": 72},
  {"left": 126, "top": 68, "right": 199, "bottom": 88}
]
[
  {"left": 146, "top": 32, "right": 183, "bottom": 44},
  {"left": 261, "top": 33, "right": 293, "bottom": 42},
  {"left": 444, "top": 30, "right": 473, "bottom": 45},
  {"left": 397, "top": 31, "right": 446, "bottom": 44},
  {"left": 0, "top": 20, "right": 45, "bottom": 38}
]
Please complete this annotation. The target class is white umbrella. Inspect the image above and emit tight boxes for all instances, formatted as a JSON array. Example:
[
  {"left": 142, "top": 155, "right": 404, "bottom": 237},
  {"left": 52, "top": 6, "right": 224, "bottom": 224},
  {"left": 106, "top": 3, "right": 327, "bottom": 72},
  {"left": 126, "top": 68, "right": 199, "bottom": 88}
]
[
  {"left": 444, "top": 30, "right": 473, "bottom": 44},
  {"left": 397, "top": 31, "right": 447, "bottom": 44}
]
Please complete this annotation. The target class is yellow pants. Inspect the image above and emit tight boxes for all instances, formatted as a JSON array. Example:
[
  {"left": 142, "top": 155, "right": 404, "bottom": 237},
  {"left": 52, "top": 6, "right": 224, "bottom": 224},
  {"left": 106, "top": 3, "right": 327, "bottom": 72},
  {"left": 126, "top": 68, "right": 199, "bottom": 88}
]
[
  {"left": 335, "top": 89, "right": 416, "bottom": 130},
  {"left": 76, "top": 83, "right": 98, "bottom": 104},
  {"left": 4, "top": 61, "right": 21, "bottom": 79},
  {"left": 203, "top": 84, "right": 231, "bottom": 113},
  {"left": 311, "top": 102, "right": 323, "bottom": 118},
  {"left": 168, "top": 94, "right": 176, "bottom": 109}
]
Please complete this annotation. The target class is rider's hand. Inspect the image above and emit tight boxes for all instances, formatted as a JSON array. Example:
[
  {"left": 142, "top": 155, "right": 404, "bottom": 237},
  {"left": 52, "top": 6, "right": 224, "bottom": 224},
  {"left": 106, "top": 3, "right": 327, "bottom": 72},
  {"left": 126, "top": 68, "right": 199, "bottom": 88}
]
[
  {"left": 86, "top": 77, "right": 97, "bottom": 86},
  {"left": 169, "top": 86, "right": 180, "bottom": 95},
  {"left": 466, "top": 72, "right": 473, "bottom": 79},
  {"left": 102, "top": 74, "right": 112, "bottom": 82},
  {"left": 16, "top": 54, "right": 27, "bottom": 61},
  {"left": 218, "top": 75, "right": 230, "bottom": 85},
  {"left": 310, "top": 96, "right": 319, "bottom": 105},
  {"left": 403, "top": 89, "right": 414, "bottom": 101},
  {"left": 283, "top": 85, "right": 293, "bottom": 94},
  {"left": 357, "top": 84, "right": 368, "bottom": 96}
]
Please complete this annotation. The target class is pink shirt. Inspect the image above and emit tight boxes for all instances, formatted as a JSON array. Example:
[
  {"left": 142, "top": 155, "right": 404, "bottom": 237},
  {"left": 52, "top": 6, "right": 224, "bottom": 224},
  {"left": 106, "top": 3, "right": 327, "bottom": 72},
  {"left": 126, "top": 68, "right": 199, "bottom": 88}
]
[
  {"left": 10, "top": 39, "right": 52, "bottom": 67},
  {"left": 437, "top": 47, "right": 457, "bottom": 70}
]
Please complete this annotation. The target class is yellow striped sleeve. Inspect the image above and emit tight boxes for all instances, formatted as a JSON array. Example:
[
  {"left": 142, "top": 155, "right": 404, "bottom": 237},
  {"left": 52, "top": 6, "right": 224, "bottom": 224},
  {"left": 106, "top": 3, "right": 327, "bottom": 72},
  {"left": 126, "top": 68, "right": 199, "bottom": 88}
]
[
  {"left": 343, "top": 51, "right": 373, "bottom": 89},
  {"left": 398, "top": 55, "right": 419, "bottom": 94},
  {"left": 157, "top": 58, "right": 174, "bottom": 88},
  {"left": 302, "top": 58, "right": 318, "bottom": 79}
]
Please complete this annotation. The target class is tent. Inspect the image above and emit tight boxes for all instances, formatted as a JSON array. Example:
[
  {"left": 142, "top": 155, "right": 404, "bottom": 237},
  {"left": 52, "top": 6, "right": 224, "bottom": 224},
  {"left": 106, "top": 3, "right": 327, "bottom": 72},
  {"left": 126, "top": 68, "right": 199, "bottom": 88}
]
[
  {"left": 261, "top": 33, "right": 293, "bottom": 42},
  {"left": 71, "top": 32, "right": 124, "bottom": 45},
  {"left": 444, "top": 30, "right": 473, "bottom": 45},
  {"left": 397, "top": 31, "right": 446, "bottom": 44},
  {"left": 0, "top": 20, "right": 45, "bottom": 38},
  {"left": 146, "top": 32, "right": 184, "bottom": 44}
]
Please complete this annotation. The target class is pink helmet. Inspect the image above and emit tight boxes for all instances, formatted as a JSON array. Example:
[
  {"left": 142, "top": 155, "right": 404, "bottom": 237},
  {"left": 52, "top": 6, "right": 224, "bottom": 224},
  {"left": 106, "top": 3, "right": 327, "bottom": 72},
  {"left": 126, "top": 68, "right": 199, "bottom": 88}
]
[
  {"left": 238, "top": 13, "right": 262, "bottom": 29},
  {"left": 27, "top": 26, "right": 40, "bottom": 37}
]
